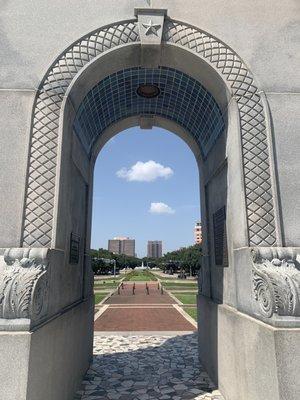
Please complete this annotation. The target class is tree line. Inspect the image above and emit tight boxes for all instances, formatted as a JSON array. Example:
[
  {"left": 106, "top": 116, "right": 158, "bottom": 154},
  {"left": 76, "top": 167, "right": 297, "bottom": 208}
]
[{"left": 91, "top": 244, "right": 202, "bottom": 276}]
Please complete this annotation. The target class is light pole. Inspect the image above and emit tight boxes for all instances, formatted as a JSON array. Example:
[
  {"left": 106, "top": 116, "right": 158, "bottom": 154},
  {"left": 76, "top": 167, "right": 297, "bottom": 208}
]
[
  {"left": 113, "top": 259, "right": 116, "bottom": 278},
  {"left": 99, "top": 257, "right": 117, "bottom": 277}
]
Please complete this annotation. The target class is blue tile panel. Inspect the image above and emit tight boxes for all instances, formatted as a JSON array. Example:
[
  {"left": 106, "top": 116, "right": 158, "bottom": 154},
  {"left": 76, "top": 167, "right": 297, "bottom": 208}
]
[{"left": 73, "top": 67, "right": 225, "bottom": 158}]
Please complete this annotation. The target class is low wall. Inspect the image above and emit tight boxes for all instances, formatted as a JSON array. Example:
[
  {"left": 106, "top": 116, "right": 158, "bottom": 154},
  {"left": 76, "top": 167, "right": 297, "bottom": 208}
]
[
  {"left": 0, "top": 298, "right": 94, "bottom": 400},
  {"left": 197, "top": 294, "right": 300, "bottom": 400}
]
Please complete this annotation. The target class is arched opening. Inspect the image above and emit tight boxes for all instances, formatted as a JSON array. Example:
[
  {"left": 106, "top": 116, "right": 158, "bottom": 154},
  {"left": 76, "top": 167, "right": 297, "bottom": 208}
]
[
  {"left": 53, "top": 56, "right": 233, "bottom": 308},
  {"left": 91, "top": 126, "right": 201, "bottom": 257},
  {"left": 69, "top": 64, "right": 226, "bottom": 261},
  {"left": 55, "top": 59, "right": 230, "bottom": 396},
  {"left": 90, "top": 125, "right": 203, "bottom": 342},
  {"left": 48, "top": 43, "right": 236, "bottom": 386}
]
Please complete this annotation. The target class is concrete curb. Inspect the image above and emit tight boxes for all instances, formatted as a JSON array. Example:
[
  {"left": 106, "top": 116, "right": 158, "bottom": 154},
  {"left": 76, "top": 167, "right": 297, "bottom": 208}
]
[
  {"left": 95, "top": 289, "right": 115, "bottom": 306},
  {"left": 94, "top": 305, "right": 109, "bottom": 321},
  {"left": 172, "top": 304, "right": 198, "bottom": 328},
  {"left": 166, "top": 290, "right": 184, "bottom": 305}
]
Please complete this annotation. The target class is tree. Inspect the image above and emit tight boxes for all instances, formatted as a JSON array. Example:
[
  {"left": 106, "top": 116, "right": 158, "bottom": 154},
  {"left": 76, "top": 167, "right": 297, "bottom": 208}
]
[
  {"left": 91, "top": 257, "right": 106, "bottom": 274},
  {"left": 90, "top": 248, "right": 141, "bottom": 270},
  {"left": 161, "top": 245, "right": 202, "bottom": 276}
]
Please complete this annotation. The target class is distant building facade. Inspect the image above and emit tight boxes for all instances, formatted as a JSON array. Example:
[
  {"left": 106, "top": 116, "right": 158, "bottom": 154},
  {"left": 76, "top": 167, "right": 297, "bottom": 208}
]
[
  {"left": 108, "top": 236, "right": 135, "bottom": 257},
  {"left": 194, "top": 222, "right": 202, "bottom": 244},
  {"left": 147, "top": 240, "right": 163, "bottom": 258}
]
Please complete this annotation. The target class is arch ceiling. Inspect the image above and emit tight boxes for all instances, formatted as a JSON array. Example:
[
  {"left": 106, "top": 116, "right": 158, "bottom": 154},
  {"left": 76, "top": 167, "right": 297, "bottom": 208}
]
[{"left": 73, "top": 67, "right": 225, "bottom": 158}]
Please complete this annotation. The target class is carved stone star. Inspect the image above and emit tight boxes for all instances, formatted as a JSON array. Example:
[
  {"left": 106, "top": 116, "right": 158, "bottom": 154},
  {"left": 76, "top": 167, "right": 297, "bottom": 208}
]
[{"left": 142, "top": 19, "right": 161, "bottom": 36}]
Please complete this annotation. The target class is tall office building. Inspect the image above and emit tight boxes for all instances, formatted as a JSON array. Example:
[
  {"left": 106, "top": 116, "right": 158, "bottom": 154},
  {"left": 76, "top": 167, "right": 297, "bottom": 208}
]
[
  {"left": 147, "top": 241, "right": 163, "bottom": 258},
  {"left": 194, "top": 222, "right": 202, "bottom": 244},
  {"left": 108, "top": 237, "right": 135, "bottom": 257}
]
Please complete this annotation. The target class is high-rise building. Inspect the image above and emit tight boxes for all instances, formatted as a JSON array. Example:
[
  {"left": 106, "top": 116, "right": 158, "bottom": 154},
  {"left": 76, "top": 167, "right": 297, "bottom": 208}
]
[
  {"left": 147, "top": 241, "right": 163, "bottom": 258},
  {"left": 194, "top": 222, "right": 202, "bottom": 244},
  {"left": 108, "top": 237, "right": 135, "bottom": 257}
]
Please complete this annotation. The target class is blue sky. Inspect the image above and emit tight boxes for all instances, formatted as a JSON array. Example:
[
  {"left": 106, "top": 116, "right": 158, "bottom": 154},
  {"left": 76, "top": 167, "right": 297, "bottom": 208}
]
[{"left": 91, "top": 127, "right": 201, "bottom": 257}]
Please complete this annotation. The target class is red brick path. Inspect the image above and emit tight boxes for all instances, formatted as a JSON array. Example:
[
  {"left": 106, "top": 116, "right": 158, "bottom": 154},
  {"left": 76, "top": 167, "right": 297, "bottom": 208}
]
[
  {"left": 94, "top": 281, "right": 196, "bottom": 332},
  {"left": 94, "top": 307, "right": 196, "bottom": 331}
]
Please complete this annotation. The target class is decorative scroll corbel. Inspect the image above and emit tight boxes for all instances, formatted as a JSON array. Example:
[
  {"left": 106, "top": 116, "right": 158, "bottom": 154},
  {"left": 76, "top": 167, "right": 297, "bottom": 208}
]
[
  {"left": 0, "top": 248, "right": 49, "bottom": 325},
  {"left": 252, "top": 248, "right": 300, "bottom": 318}
]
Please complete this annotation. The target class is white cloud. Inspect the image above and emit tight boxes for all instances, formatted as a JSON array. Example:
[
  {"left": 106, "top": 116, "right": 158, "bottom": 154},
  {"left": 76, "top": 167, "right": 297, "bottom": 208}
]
[
  {"left": 149, "top": 202, "right": 175, "bottom": 215},
  {"left": 116, "top": 160, "right": 173, "bottom": 182}
]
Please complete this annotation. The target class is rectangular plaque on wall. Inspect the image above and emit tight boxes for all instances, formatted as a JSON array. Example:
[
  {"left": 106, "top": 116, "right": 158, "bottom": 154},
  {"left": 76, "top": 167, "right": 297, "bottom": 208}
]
[
  {"left": 69, "top": 233, "right": 80, "bottom": 264},
  {"left": 213, "top": 206, "right": 228, "bottom": 266}
]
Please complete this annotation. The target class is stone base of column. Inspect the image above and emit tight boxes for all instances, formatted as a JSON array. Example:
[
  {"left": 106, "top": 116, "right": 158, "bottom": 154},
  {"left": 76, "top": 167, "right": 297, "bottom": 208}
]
[
  {"left": 0, "top": 298, "right": 94, "bottom": 400},
  {"left": 197, "top": 294, "right": 300, "bottom": 400}
]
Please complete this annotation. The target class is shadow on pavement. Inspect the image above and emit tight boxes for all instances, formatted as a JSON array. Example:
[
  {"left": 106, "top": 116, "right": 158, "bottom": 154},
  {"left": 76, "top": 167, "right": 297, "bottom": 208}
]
[{"left": 74, "top": 333, "right": 223, "bottom": 400}]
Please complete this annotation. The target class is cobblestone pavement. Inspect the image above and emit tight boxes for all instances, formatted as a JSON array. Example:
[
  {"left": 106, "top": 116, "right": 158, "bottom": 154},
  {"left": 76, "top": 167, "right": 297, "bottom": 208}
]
[{"left": 74, "top": 334, "right": 224, "bottom": 400}]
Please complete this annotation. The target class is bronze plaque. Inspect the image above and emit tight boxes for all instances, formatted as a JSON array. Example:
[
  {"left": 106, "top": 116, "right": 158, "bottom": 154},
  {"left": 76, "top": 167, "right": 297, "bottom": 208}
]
[
  {"left": 213, "top": 206, "right": 227, "bottom": 266},
  {"left": 69, "top": 233, "right": 80, "bottom": 264}
]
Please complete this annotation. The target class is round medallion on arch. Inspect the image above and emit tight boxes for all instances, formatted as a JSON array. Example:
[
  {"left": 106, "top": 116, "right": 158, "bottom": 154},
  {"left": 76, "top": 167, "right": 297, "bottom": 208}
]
[{"left": 137, "top": 84, "right": 160, "bottom": 98}]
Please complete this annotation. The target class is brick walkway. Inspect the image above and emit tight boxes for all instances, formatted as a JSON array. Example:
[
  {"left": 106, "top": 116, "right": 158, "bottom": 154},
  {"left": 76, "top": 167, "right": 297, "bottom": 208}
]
[
  {"left": 94, "top": 307, "right": 196, "bottom": 331},
  {"left": 94, "top": 282, "right": 196, "bottom": 332}
]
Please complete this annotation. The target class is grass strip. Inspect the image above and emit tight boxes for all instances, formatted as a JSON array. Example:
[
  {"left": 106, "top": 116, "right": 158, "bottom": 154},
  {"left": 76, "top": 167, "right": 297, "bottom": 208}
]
[
  {"left": 94, "top": 293, "right": 109, "bottom": 304},
  {"left": 94, "top": 281, "right": 119, "bottom": 288},
  {"left": 184, "top": 307, "right": 198, "bottom": 321},
  {"left": 94, "top": 275, "right": 123, "bottom": 281},
  {"left": 124, "top": 270, "right": 157, "bottom": 281},
  {"left": 162, "top": 282, "right": 197, "bottom": 290},
  {"left": 172, "top": 292, "right": 197, "bottom": 304}
]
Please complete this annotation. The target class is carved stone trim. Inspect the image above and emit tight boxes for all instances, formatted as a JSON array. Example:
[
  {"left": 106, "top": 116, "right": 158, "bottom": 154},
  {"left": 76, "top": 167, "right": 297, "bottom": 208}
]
[
  {"left": 0, "top": 248, "right": 49, "bottom": 324},
  {"left": 22, "top": 11, "right": 277, "bottom": 248},
  {"left": 252, "top": 248, "right": 300, "bottom": 318}
]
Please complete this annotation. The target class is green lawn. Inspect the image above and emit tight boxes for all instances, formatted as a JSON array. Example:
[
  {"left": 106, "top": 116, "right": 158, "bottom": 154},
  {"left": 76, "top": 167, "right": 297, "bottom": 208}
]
[
  {"left": 124, "top": 270, "right": 157, "bottom": 281},
  {"left": 184, "top": 307, "right": 198, "bottom": 321},
  {"left": 94, "top": 293, "right": 108, "bottom": 304},
  {"left": 94, "top": 281, "right": 119, "bottom": 289},
  {"left": 172, "top": 292, "right": 197, "bottom": 304},
  {"left": 94, "top": 275, "right": 123, "bottom": 281},
  {"left": 162, "top": 282, "right": 197, "bottom": 290}
]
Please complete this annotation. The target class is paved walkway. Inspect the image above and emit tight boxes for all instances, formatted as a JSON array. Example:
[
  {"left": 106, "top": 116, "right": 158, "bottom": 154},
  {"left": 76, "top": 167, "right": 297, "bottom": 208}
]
[
  {"left": 94, "top": 307, "right": 196, "bottom": 331},
  {"left": 74, "top": 282, "right": 224, "bottom": 399},
  {"left": 74, "top": 334, "right": 224, "bottom": 400},
  {"left": 94, "top": 282, "right": 196, "bottom": 331}
]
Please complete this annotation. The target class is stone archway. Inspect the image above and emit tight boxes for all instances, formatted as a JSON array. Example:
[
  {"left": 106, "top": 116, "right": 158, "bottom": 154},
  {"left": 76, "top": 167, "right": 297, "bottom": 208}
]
[{"left": 1, "top": 7, "right": 299, "bottom": 400}]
